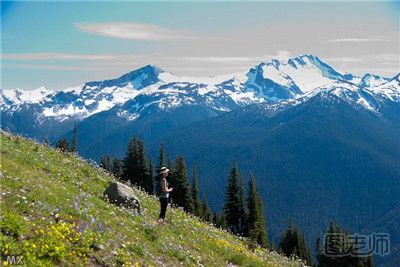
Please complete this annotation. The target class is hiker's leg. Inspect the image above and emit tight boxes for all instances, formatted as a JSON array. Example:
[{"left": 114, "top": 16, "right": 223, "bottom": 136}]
[
  {"left": 158, "top": 198, "right": 163, "bottom": 219},
  {"left": 159, "top": 197, "right": 168, "bottom": 219}
]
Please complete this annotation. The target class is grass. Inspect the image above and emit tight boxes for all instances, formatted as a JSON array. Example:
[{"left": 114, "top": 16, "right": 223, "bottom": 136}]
[{"left": 0, "top": 132, "right": 305, "bottom": 266}]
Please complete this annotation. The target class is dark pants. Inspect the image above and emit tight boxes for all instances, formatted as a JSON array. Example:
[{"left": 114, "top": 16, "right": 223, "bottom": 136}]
[{"left": 159, "top": 197, "right": 169, "bottom": 219}]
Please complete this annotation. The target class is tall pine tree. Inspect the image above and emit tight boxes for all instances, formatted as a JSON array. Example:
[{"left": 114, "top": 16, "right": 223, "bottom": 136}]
[
  {"left": 201, "top": 193, "right": 211, "bottom": 222},
  {"left": 255, "top": 194, "right": 268, "bottom": 248},
  {"left": 148, "top": 157, "right": 154, "bottom": 180},
  {"left": 122, "top": 137, "right": 139, "bottom": 185},
  {"left": 157, "top": 144, "right": 165, "bottom": 172},
  {"left": 223, "top": 161, "right": 240, "bottom": 234},
  {"left": 171, "top": 155, "right": 193, "bottom": 213},
  {"left": 238, "top": 174, "right": 247, "bottom": 235},
  {"left": 279, "top": 221, "right": 311, "bottom": 265},
  {"left": 166, "top": 153, "right": 174, "bottom": 179},
  {"left": 247, "top": 174, "right": 268, "bottom": 247},
  {"left": 137, "top": 140, "right": 152, "bottom": 193},
  {"left": 112, "top": 157, "right": 123, "bottom": 178},
  {"left": 191, "top": 163, "right": 201, "bottom": 217},
  {"left": 213, "top": 212, "right": 220, "bottom": 228}
]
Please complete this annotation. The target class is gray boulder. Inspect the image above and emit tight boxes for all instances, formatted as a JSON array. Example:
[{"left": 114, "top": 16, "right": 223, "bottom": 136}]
[{"left": 103, "top": 181, "right": 141, "bottom": 214}]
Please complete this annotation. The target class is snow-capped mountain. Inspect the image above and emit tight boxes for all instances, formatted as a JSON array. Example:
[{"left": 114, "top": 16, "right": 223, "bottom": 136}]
[{"left": 1, "top": 55, "right": 399, "bottom": 124}]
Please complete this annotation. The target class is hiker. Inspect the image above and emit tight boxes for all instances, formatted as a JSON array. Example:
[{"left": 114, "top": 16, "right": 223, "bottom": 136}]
[{"left": 154, "top": 166, "right": 173, "bottom": 224}]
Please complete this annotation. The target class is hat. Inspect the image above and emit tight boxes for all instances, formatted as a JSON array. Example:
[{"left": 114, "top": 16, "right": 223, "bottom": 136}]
[{"left": 159, "top": 167, "right": 169, "bottom": 174}]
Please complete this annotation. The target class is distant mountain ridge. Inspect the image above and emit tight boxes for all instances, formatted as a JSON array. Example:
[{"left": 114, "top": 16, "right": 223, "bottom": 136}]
[{"left": 1, "top": 55, "right": 399, "bottom": 124}]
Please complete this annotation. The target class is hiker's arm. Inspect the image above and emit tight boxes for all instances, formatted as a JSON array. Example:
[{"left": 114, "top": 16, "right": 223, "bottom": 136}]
[{"left": 161, "top": 179, "right": 173, "bottom": 192}]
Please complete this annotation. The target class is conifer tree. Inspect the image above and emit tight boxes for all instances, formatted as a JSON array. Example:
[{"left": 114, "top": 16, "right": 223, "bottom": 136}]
[
  {"left": 148, "top": 157, "right": 154, "bottom": 180},
  {"left": 220, "top": 213, "right": 227, "bottom": 229},
  {"left": 246, "top": 174, "right": 268, "bottom": 246},
  {"left": 316, "top": 236, "right": 322, "bottom": 265},
  {"left": 112, "top": 157, "right": 123, "bottom": 178},
  {"left": 100, "top": 155, "right": 112, "bottom": 172},
  {"left": 157, "top": 144, "right": 165, "bottom": 172},
  {"left": 166, "top": 153, "right": 174, "bottom": 181},
  {"left": 223, "top": 161, "right": 240, "bottom": 234},
  {"left": 247, "top": 175, "right": 258, "bottom": 238},
  {"left": 297, "top": 230, "right": 311, "bottom": 265},
  {"left": 279, "top": 221, "right": 311, "bottom": 265},
  {"left": 270, "top": 240, "right": 276, "bottom": 251},
  {"left": 166, "top": 153, "right": 173, "bottom": 170},
  {"left": 213, "top": 212, "right": 220, "bottom": 227},
  {"left": 137, "top": 140, "right": 152, "bottom": 193},
  {"left": 316, "top": 221, "right": 373, "bottom": 267},
  {"left": 122, "top": 137, "right": 139, "bottom": 185},
  {"left": 246, "top": 174, "right": 268, "bottom": 247},
  {"left": 172, "top": 155, "right": 193, "bottom": 212},
  {"left": 255, "top": 194, "right": 268, "bottom": 247},
  {"left": 238, "top": 174, "right": 247, "bottom": 235},
  {"left": 201, "top": 193, "right": 211, "bottom": 222},
  {"left": 56, "top": 137, "right": 69, "bottom": 152},
  {"left": 191, "top": 163, "right": 201, "bottom": 217}
]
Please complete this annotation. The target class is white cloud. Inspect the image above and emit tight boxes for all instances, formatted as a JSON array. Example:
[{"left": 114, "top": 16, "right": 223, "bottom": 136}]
[
  {"left": 326, "top": 53, "right": 399, "bottom": 63},
  {"left": 325, "top": 38, "right": 385, "bottom": 43},
  {"left": 75, "top": 22, "right": 200, "bottom": 41}
]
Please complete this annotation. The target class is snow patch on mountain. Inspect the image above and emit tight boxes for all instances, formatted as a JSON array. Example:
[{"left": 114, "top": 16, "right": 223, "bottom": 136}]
[
  {"left": 1, "top": 87, "right": 54, "bottom": 105},
  {"left": 272, "top": 55, "right": 340, "bottom": 92},
  {"left": 369, "top": 74, "right": 400, "bottom": 102}
]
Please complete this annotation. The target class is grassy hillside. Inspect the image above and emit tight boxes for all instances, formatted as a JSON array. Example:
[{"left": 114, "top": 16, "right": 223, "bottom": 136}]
[{"left": 0, "top": 132, "right": 304, "bottom": 267}]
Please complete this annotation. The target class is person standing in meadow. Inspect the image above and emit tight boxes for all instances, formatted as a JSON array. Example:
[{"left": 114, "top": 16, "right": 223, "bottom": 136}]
[{"left": 154, "top": 167, "right": 173, "bottom": 224}]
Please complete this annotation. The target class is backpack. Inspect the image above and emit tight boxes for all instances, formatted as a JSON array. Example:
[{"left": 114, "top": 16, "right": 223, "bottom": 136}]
[{"left": 153, "top": 176, "right": 163, "bottom": 197}]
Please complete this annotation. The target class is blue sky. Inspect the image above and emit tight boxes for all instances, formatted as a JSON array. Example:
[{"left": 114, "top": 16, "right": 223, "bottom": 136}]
[{"left": 1, "top": 1, "right": 399, "bottom": 90}]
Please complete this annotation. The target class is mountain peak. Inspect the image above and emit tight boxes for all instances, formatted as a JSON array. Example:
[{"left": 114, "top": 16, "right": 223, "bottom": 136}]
[
  {"left": 116, "top": 64, "right": 163, "bottom": 83},
  {"left": 85, "top": 64, "right": 164, "bottom": 90},
  {"left": 287, "top": 54, "right": 319, "bottom": 66},
  {"left": 140, "top": 64, "right": 164, "bottom": 73}
]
